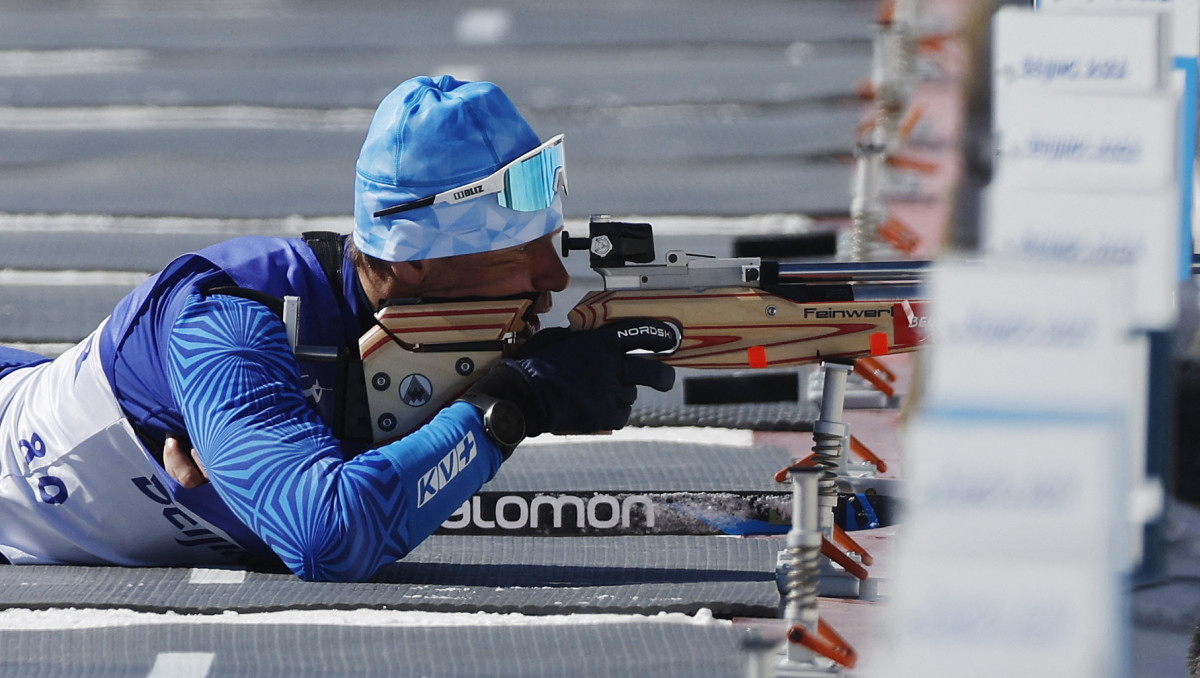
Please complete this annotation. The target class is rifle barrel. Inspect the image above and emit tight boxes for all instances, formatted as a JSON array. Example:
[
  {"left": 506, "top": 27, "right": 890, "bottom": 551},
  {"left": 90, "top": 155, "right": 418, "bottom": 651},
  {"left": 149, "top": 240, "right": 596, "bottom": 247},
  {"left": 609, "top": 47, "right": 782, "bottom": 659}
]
[{"left": 774, "top": 260, "right": 929, "bottom": 284}]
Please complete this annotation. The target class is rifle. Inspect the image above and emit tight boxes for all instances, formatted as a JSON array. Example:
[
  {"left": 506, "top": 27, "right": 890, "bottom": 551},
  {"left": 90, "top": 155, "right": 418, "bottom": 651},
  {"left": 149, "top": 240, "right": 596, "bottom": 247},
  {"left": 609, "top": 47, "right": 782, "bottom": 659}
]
[
  {"left": 344, "top": 215, "right": 929, "bottom": 442},
  {"left": 563, "top": 216, "right": 929, "bottom": 369}
]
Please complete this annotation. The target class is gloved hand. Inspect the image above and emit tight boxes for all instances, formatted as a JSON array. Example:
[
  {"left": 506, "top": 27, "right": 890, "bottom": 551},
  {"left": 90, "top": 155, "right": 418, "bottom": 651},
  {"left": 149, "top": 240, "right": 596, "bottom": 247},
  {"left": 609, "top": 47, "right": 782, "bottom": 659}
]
[{"left": 467, "top": 318, "right": 678, "bottom": 436}]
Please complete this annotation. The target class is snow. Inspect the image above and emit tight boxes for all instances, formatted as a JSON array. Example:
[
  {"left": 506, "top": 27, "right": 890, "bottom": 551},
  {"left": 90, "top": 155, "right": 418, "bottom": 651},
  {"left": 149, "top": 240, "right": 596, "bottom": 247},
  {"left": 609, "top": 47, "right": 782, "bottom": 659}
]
[{"left": 0, "top": 606, "right": 728, "bottom": 631}]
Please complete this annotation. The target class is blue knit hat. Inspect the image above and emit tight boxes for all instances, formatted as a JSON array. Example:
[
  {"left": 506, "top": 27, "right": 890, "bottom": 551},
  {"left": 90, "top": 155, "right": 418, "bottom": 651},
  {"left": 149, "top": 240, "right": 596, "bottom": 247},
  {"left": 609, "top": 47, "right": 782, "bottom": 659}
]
[{"left": 353, "top": 76, "right": 564, "bottom": 262}]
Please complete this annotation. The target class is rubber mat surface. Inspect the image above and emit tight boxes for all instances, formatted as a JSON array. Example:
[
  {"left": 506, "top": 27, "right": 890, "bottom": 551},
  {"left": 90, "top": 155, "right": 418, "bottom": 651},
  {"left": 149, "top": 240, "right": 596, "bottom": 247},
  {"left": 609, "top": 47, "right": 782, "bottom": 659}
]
[
  {"left": 490, "top": 438, "right": 790, "bottom": 492},
  {"left": 630, "top": 402, "right": 817, "bottom": 431},
  {"left": 0, "top": 620, "right": 753, "bottom": 678},
  {"left": 0, "top": 535, "right": 783, "bottom": 618}
]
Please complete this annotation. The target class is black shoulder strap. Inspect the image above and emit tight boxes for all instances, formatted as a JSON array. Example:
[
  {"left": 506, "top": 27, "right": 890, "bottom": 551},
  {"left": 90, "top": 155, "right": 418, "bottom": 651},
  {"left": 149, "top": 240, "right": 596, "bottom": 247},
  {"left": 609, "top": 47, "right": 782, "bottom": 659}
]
[
  {"left": 302, "top": 231, "right": 347, "bottom": 308},
  {"left": 301, "top": 231, "right": 373, "bottom": 441}
]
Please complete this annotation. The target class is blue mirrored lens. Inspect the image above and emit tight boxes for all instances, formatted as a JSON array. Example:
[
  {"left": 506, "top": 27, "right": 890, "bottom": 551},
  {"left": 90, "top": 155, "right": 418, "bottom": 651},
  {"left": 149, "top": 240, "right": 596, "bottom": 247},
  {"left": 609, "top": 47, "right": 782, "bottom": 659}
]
[{"left": 499, "top": 142, "right": 565, "bottom": 212}]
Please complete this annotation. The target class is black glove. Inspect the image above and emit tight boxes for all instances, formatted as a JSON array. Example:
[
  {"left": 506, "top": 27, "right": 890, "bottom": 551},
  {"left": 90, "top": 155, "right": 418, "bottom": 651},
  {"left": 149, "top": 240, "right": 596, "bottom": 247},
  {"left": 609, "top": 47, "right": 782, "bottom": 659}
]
[{"left": 467, "top": 318, "right": 678, "bottom": 436}]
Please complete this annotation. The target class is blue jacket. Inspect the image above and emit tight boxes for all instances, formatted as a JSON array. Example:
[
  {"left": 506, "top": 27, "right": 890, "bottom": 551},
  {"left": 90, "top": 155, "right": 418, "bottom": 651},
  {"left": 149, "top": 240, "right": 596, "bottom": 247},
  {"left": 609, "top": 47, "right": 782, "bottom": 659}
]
[{"left": 91, "top": 236, "right": 503, "bottom": 581}]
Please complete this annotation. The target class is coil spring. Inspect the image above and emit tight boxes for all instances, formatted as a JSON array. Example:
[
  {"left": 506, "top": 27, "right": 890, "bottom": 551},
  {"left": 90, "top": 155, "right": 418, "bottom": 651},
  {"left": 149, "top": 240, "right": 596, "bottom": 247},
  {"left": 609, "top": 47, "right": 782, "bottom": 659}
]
[
  {"left": 888, "top": 28, "right": 917, "bottom": 92},
  {"left": 848, "top": 210, "right": 883, "bottom": 262},
  {"left": 810, "top": 427, "right": 842, "bottom": 501},
  {"left": 870, "top": 25, "right": 914, "bottom": 149},
  {"left": 785, "top": 540, "right": 820, "bottom": 618}
]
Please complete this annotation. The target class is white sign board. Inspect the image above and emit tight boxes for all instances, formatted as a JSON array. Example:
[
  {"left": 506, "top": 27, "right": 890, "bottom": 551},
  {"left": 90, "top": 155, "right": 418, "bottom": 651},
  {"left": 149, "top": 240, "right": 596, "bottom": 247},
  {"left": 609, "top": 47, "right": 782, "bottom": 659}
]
[
  {"left": 1034, "top": 0, "right": 1198, "bottom": 264},
  {"left": 901, "top": 417, "right": 1125, "bottom": 562},
  {"left": 883, "top": 558, "right": 1121, "bottom": 678},
  {"left": 994, "top": 91, "right": 1180, "bottom": 191},
  {"left": 1037, "top": 0, "right": 1200, "bottom": 58},
  {"left": 921, "top": 261, "right": 1143, "bottom": 413},
  {"left": 994, "top": 7, "right": 1167, "bottom": 94},
  {"left": 985, "top": 184, "right": 1181, "bottom": 329}
]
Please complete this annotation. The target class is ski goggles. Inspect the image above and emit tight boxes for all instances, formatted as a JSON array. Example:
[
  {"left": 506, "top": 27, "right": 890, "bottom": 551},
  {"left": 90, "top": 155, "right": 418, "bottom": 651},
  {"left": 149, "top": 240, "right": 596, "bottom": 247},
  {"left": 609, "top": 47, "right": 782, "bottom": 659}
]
[{"left": 373, "top": 134, "right": 567, "bottom": 218}]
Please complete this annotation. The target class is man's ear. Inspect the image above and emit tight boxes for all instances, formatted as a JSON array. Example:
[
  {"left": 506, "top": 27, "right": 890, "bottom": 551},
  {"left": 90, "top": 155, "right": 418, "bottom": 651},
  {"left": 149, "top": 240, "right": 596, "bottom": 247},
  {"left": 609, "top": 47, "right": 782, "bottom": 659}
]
[{"left": 388, "top": 260, "right": 428, "bottom": 289}]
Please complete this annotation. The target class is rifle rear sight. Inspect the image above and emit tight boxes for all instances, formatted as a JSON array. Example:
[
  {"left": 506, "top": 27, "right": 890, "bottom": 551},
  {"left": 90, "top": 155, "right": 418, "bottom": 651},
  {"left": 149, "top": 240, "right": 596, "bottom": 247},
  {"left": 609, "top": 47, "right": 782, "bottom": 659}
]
[
  {"left": 561, "top": 217, "right": 656, "bottom": 268},
  {"left": 561, "top": 217, "right": 765, "bottom": 291}
]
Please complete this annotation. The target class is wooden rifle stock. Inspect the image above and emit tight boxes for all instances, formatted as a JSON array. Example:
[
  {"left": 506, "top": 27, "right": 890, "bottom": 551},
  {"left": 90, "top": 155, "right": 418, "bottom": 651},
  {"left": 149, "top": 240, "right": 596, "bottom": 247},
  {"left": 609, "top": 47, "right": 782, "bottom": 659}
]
[
  {"left": 562, "top": 216, "right": 928, "bottom": 369},
  {"left": 568, "top": 287, "right": 927, "bottom": 369}
]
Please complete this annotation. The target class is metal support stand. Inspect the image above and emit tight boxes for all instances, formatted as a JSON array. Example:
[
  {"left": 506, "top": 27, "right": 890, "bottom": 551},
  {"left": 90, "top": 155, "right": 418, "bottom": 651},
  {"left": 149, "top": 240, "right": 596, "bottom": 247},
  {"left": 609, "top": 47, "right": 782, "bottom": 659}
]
[
  {"left": 810, "top": 363, "right": 865, "bottom": 598},
  {"left": 871, "top": 14, "right": 916, "bottom": 149},
  {"left": 845, "top": 141, "right": 887, "bottom": 262},
  {"left": 783, "top": 467, "right": 824, "bottom": 669},
  {"left": 775, "top": 466, "right": 857, "bottom": 676},
  {"left": 811, "top": 362, "right": 851, "bottom": 535},
  {"left": 843, "top": 0, "right": 924, "bottom": 263},
  {"left": 778, "top": 360, "right": 873, "bottom": 600}
]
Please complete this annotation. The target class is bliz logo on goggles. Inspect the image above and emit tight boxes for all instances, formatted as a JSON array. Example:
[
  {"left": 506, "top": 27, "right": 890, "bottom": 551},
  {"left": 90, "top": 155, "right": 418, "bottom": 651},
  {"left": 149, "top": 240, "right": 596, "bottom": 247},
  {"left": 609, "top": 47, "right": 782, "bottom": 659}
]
[{"left": 374, "top": 134, "right": 567, "bottom": 218}]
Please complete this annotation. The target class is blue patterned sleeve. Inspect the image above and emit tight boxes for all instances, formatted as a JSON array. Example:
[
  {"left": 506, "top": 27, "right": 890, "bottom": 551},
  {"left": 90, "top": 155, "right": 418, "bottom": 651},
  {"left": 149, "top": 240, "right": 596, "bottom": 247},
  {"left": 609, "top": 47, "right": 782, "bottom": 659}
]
[{"left": 165, "top": 293, "right": 502, "bottom": 582}]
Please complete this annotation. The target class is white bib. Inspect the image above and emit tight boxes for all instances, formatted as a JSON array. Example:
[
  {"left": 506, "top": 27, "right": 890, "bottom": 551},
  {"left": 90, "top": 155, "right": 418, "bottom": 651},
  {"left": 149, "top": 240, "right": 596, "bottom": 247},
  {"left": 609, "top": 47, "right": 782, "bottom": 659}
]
[{"left": 0, "top": 324, "right": 249, "bottom": 566}]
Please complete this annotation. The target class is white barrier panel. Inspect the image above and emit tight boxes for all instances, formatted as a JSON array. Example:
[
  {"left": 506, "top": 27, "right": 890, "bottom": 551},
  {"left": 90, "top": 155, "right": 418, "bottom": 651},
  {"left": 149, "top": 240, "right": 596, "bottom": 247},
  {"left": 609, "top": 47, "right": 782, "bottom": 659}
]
[
  {"left": 994, "top": 91, "right": 1179, "bottom": 192},
  {"left": 900, "top": 416, "right": 1126, "bottom": 564},
  {"left": 884, "top": 557, "right": 1122, "bottom": 678},
  {"left": 994, "top": 7, "right": 1167, "bottom": 94},
  {"left": 1037, "top": 0, "right": 1200, "bottom": 265},
  {"left": 984, "top": 184, "right": 1181, "bottom": 329},
  {"left": 918, "top": 261, "right": 1153, "bottom": 569},
  {"left": 882, "top": 415, "right": 1127, "bottom": 678},
  {"left": 1037, "top": 0, "right": 1200, "bottom": 59},
  {"left": 921, "top": 261, "right": 1143, "bottom": 413}
]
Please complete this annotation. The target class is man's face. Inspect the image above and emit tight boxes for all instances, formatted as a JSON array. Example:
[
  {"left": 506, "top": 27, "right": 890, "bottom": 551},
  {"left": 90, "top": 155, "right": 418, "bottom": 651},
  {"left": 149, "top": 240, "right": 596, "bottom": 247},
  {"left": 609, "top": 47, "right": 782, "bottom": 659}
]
[{"left": 418, "top": 231, "right": 570, "bottom": 331}]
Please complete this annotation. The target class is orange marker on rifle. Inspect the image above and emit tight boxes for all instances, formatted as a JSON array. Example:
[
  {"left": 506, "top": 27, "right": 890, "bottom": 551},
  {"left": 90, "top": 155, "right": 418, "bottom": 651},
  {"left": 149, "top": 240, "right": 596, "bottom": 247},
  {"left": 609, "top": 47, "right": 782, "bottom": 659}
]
[
  {"left": 869, "top": 331, "right": 889, "bottom": 356},
  {"left": 747, "top": 345, "right": 768, "bottom": 368}
]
